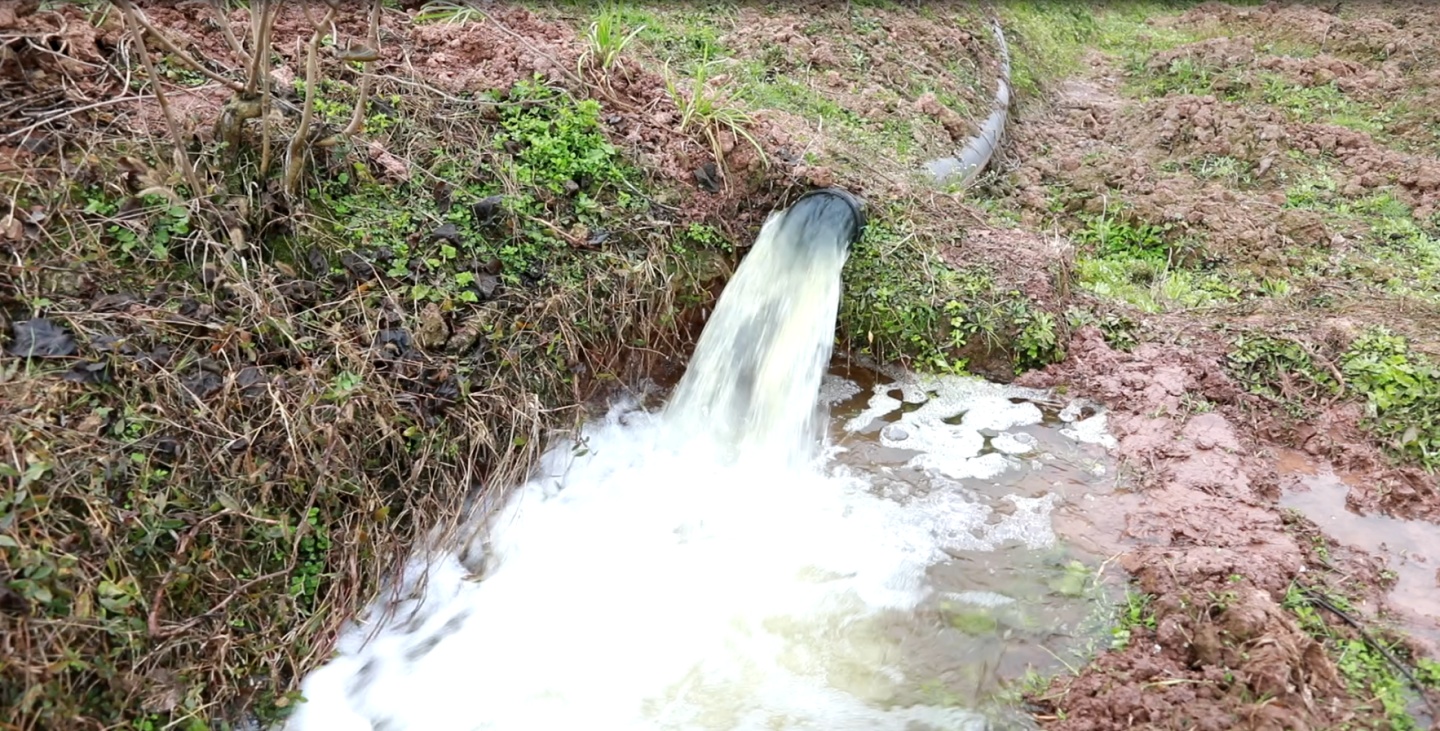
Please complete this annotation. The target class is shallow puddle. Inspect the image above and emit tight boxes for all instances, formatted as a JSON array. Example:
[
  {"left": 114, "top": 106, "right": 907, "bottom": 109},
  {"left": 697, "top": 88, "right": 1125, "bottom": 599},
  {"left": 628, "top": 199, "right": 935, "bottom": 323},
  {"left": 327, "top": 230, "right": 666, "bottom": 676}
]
[
  {"left": 819, "top": 364, "right": 1128, "bottom": 715},
  {"left": 1278, "top": 458, "right": 1440, "bottom": 648}
]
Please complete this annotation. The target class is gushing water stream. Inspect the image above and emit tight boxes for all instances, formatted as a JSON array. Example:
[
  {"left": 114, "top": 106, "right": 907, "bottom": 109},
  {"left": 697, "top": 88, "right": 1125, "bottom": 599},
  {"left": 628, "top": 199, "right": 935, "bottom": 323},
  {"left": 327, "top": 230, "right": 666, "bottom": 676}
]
[{"left": 283, "top": 190, "right": 1117, "bottom": 731}]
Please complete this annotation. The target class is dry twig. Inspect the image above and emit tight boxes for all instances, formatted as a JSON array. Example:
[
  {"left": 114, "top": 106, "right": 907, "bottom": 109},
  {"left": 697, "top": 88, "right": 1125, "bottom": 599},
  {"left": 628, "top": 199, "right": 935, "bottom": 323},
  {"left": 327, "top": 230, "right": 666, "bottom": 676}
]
[
  {"left": 116, "top": 1, "right": 245, "bottom": 93},
  {"left": 340, "top": 0, "right": 384, "bottom": 138},
  {"left": 117, "top": 0, "right": 207, "bottom": 200},
  {"left": 284, "top": 5, "right": 338, "bottom": 197},
  {"left": 209, "top": 0, "right": 249, "bottom": 65}
]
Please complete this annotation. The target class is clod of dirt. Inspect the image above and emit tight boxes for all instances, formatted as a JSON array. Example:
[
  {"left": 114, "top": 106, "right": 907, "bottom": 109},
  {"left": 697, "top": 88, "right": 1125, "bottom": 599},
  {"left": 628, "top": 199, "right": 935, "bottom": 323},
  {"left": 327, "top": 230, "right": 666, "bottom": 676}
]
[
  {"left": 276, "top": 280, "right": 319, "bottom": 307},
  {"left": 473, "top": 273, "right": 500, "bottom": 302},
  {"left": 235, "top": 366, "right": 267, "bottom": 400},
  {"left": 7, "top": 318, "right": 77, "bottom": 359},
  {"left": 340, "top": 251, "right": 376, "bottom": 281}
]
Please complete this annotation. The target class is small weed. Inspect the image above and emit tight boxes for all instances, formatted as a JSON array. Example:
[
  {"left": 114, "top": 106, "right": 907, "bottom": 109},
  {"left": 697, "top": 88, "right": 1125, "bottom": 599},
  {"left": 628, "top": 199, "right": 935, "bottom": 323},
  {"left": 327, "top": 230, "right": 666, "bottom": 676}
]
[
  {"left": 288, "top": 508, "right": 332, "bottom": 610},
  {"left": 1014, "top": 308, "right": 1063, "bottom": 373},
  {"left": 663, "top": 51, "right": 767, "bottom": 182},
  {"left": 1065, "top": 306, "right": 1139, "bottom": 351},
  {"left": 1226, "top": 333, "right": 1339, "bottom": 411},
  {"left": 1283, "top": 584, "right": 1431, "bottom": 730},
  {"left": 1069, "top": 208, "right": 1241, "bottom": 313},
  {"left": 1190, "top": 154, "right": 1255, "bottom": 187},
  {"left": 579, "top": 9, "right": 645, "bottom": 74},
  {"left": 413, "top": 0, "right": 485, "bottom": 24},
  {"left": 82, "top": 190, "right": 192, "bottom": 265},
  {"left": 838, "top": 210, "right": 1064, "bottom": 374},
  {"left": 1226, "top": 327, "right": 1439, "bottom": 468},
  {"left": 1076, "top": 211, "right": 1173, "bottom": 264},
  {"left": 1260, "top": 277, "right": 1293, "bottom": 298},
  {"left": 1111, "top": 589, "right": 1156, "bottom": 650},
  {"left": 1259, "top": 74, "right": 1385, "bottom": 135},
  {"left": 313, "top": 77, "right": 637, "bottom": 300}
]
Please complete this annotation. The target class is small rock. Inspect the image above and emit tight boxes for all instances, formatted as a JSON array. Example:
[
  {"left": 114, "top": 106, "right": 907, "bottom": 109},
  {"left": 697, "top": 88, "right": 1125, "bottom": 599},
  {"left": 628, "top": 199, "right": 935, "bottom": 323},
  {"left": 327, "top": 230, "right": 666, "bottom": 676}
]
[
  {"left": 445, "top": 320, "right": 481, "bottom": 354},
  {"left": 474, "top": 273, "right": 500, "bottom": 301},
  {"left": 800, "top": 165, "right": 833, "bottom": 188},
  {"left": 375, "top": 328, "right": 412, "bottom": 358},
  {"left": 276, "top": 280, "right": 318, "bottom": 305},
  {"left": 181, "top": 369, "right": 224, "bottom": 400},
  {"left": 0, "top": 213, "right": 21, "bottom": 240},
  {"left": 340, "top": 251, "right": 376, "bottom": 280},
  {"left": 304, "top": 246, "right": 329, "bottom": 277},
  {"left": 235, "top": 366, "right": 267, "bottom": 400},
  {"left": 62, "top": 361, "right": 109, "bottom": 384}
]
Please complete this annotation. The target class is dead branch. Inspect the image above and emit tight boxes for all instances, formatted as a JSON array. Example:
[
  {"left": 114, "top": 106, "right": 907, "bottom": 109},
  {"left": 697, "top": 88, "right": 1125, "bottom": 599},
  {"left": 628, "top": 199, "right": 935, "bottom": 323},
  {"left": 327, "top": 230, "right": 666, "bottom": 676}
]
[
  {"left": 284, "top": 5, "right": 338, "bottom": 197},
  {"left": 116, "top": 0, "right": 245, "bottom": 93},
  {"left": 253, "top": 0, "right": 279, "bottom": 177},
  {"left": 118, "top": 1, "right": 207, "bottom": 200},
  {"left": 209, "top": 0, "right": 249, "bottom": 66},
  {"left": 340, "top": 0, "right": 383, "bottom": 138}
]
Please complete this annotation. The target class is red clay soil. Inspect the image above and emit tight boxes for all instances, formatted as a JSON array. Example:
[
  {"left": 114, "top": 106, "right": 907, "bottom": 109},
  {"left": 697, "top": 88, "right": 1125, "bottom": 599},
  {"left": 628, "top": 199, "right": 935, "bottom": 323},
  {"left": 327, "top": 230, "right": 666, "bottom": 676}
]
[
  {"left": 983, "top": 3, "right": 1440, "bottom": 728},
  {"left": 1015, "top": 326, "right": 1434, "bottom": 731}
]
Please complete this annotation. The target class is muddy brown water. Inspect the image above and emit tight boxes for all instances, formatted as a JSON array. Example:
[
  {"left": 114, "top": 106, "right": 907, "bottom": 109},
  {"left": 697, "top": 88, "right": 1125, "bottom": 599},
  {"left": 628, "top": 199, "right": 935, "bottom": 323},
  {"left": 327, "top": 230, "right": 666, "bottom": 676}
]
[
  {"left": 821, "top": 361, "right": 1130, "bottom": 717},
  {"left": 1278, "top": 451, "right": 1440, "bottom": 651}
]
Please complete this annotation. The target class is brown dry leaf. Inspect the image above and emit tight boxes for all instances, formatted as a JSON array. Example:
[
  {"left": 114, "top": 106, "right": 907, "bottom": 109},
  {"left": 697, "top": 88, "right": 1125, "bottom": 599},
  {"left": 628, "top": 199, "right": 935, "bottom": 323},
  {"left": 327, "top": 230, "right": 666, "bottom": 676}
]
[
  {"left": 1, "top": 214, "right": 21, "bottom": 241},
  {"left": 367, "top": 139, "right": 411, "bottom": 182}
]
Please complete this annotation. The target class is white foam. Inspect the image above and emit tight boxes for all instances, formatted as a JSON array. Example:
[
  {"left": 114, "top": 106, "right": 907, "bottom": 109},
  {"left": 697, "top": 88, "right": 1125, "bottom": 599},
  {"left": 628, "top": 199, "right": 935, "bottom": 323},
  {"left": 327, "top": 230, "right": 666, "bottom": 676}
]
[
  {"left": 847, "top": 373, "right": 1051, "bottom": 482},
  {"left": 1061, "top": 412, "right": 1119, "bottom": 450},
  {"left": 993, "top": 432, "right": 1039, "bottom": 455},
  {"left": 819, "top": 374, "right": 863, "bottom": 405}
]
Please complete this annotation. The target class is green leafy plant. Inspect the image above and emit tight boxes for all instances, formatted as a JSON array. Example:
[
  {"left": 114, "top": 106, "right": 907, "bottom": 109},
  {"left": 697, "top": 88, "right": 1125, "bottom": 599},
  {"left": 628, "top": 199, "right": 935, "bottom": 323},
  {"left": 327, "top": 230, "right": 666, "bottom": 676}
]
[
  {"left": 1283, "top": 585, "right": 1430, "bottom": 730},
  {"left": 1111, "top": 590, "right": 1155, "bottom": 650},
  {"left": 1226, "top": 333, "right": 1338, "bottom": 409},
  {"left": 1339, "top": 328, "right": 1440, "bottom": 470}
]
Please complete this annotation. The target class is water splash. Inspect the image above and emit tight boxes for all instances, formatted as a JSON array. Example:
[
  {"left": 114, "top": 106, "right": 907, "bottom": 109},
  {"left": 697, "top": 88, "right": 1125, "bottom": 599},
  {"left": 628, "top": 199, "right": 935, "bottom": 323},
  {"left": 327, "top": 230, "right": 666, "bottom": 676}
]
[
  {"left": 663, "top": 188, "right": 862, "bottom": 467},
  {"left": 281, "top": 191, "right": 1105, "bottom": 731}
]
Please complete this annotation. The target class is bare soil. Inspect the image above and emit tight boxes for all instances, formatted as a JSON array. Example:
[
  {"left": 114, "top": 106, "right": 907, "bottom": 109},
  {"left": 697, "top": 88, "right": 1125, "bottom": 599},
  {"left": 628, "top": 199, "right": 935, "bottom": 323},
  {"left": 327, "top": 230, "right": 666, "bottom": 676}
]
[{"left": 979, "top": 3, "right": 1440, "bottom": 729}]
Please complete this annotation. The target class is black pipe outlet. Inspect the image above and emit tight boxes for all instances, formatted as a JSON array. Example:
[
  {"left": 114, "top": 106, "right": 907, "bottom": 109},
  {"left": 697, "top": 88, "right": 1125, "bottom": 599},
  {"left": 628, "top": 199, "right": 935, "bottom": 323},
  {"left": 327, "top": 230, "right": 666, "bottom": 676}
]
[{"left": 786, "top": 187, "right": 867, "bottom": 252}]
